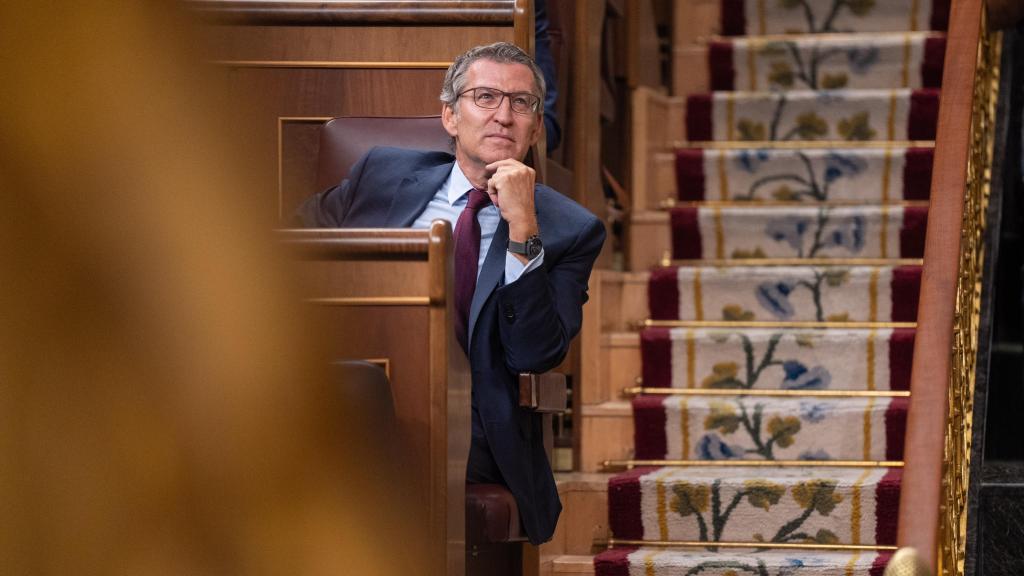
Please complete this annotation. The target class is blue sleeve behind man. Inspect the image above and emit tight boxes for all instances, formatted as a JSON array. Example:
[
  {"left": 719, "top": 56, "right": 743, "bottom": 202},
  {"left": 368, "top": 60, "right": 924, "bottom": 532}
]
[{"left": 535, "top": 0, "right": 561, "bottom": 153}]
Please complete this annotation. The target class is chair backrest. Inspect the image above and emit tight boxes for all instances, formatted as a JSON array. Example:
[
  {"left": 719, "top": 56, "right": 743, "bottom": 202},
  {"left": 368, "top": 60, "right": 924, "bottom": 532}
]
[
  {"left": 314, "top": 114, "right": 546, "bottom": 194},
  {"left": 315, "top": 115, "right": 451, "bottom": 192}
]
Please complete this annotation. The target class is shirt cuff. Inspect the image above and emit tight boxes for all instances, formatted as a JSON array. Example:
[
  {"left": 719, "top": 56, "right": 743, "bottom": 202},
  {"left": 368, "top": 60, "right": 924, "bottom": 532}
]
[{"left": 504, "top": 248, "right": 545, "bottom": 285}]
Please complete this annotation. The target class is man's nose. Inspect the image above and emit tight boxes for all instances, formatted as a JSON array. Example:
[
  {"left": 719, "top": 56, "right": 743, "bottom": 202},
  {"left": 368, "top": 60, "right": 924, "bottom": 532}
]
[{"left": 492, "top": 95, "right": 514, "bottom": 123}]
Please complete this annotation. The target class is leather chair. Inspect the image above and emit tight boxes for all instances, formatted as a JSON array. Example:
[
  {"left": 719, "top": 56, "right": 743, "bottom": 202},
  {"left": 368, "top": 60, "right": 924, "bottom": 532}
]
[
  {"left": 315, "top": 115, "right": 451, "bottom": 192},
  {"left": 314, "top": 116, "right": 566, "bottom": 576}
]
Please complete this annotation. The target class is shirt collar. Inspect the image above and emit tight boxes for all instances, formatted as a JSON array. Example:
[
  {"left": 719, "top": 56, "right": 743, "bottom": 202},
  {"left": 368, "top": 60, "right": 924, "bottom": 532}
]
[{"left": 445, "top": 161, "right": 475, "bottom": 206}]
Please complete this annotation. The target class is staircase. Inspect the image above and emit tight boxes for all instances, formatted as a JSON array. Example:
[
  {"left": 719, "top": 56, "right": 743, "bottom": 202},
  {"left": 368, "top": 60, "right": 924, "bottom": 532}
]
[{"left": 588, "top": 1, "right": 951, "bottom": 573}]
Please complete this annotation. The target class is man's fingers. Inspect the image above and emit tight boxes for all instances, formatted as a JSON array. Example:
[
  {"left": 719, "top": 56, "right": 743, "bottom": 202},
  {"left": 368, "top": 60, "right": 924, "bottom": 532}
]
[{"left": 485, "top": 180, "right": 500, "bottom": 207}]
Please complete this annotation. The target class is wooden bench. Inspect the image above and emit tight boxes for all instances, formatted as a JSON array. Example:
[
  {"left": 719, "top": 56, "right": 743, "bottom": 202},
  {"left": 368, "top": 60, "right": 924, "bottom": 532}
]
[{"left": 278, "top": 222, "right": 470, "bottom": 576}]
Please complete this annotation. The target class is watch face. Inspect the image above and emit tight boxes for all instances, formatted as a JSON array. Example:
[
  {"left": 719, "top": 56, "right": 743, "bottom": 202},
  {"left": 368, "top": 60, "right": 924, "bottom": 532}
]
[{"left": 526, "top": 236, "right": 543, "bottom": 258}]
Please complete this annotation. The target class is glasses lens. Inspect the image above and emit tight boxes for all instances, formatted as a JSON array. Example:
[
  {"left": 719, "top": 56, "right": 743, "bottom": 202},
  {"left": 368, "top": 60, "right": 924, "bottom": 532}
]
[
  {"left": 509, "top": 94, "right": 539, "bottom": 114},
  {"left": 473, "top": 88, "right": 501, "bottom": 109}
]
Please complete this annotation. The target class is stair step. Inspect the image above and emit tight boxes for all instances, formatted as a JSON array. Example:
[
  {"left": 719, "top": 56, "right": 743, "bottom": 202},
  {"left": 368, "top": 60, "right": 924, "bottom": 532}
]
[
  {"left": 686, "top": 88, "right": 939, "bottom": 142},
  {"left": 582, "top": 332, "right": 641, "bottom": 405},
  {"left": 649, "top": 264, "right": 921, "bottom": 322},
  {"left": 675, "top": 147, "right": 933, "bottom": 203},
  {"left": 608, "top": 466, "right": 900, "bottom": 545},
  {"left": 580, "top": 402, "right": 635, "bottom": 472},
  {"left": 551, "top": 554, "right": 597, "bottom": 575},
  {"left": 545, "top": 473, "right": 613, "bottom": 557},
  {"left": 670, "top": 205, "right": 927, "bottom": 260},
  {"left": 641, "top": 327, "right": 915, "bottom": 390},
  {"left": 633, "top": 394, "right": 907, "bottom": 461},
  {"left": 709, "top": 32, "right": 945, "bottom": 91},
  {"left": 719, "top": 0, "right": 948, "bottom": 36},
  {"left": 595, "top": 546, "right": 891, "bottom": 576},
  {"left": 591, "top": 269, "right": 651, "bottom": 333}
]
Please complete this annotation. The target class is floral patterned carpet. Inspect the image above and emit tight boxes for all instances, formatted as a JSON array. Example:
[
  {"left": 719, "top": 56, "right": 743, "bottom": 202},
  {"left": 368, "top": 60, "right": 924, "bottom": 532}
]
[{"left": 596, "top": 0, "right": 947, "bottom": 573}]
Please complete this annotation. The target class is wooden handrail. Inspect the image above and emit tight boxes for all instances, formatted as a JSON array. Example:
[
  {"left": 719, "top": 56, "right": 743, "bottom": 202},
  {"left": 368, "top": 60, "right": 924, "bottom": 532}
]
[
  {"left": 190, "top": 1, "right": 520, "bottom": 25},
  {"left": 897, "top": 0, "right": 994, "bottom": 572}
]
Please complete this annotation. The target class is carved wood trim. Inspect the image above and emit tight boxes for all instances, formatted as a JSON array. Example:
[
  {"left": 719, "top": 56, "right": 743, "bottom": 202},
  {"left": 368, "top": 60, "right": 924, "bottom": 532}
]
[{"left": 189, "top": 1, "right": 519, "bottom": 25}]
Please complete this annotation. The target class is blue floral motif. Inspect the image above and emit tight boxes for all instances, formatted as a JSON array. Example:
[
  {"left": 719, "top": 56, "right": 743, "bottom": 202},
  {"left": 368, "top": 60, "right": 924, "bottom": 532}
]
[
  {"left": 781, "top": 361, "right": 832, "bottom": 390},
  {"left": 780, "top": 555, "right": 827, "bottom": 574},
  {"left": 799, "top": 449, "right": 832, "bottom": 461},
  {"left": 846, "top": 46, "right": 880, "bottom": 74},
  {"left": 822, "top": 215, "right": 866, "bottom": 253},
  {"left": 697, "top": 433, "right": 743, "bottom": 460},
  {"left": 765, "top": 216, "right": 812, "bottom": 252},
  {"left": 735, "top": 148, "right": 770, "bottom": 173},
  {"left": 756, "top": 281, "right": 796, "bottom": 319},
  {"left": 823, "top": 152, "right": 867, "bottom": 183},
  {"left": 798, "top": 401, "right": 829, "bottom": 423}
]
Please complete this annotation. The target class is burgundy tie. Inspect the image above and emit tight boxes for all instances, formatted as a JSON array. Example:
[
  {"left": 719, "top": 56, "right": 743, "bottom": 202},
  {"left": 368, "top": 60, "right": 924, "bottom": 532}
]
[{"left": 454, "top": 188, "right": 492, "bottom": 353}]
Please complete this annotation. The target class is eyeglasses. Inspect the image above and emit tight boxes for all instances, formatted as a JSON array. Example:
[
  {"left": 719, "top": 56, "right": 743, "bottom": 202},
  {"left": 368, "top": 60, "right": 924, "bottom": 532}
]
[{"left": 458, "top": 87, "right": 541, "bottom": 115}]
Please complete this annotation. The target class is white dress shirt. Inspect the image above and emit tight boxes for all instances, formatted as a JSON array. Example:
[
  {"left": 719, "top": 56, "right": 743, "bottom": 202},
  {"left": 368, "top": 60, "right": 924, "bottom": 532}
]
[{"left": 411, "top": 161, "right": 544, "bottom": 283}]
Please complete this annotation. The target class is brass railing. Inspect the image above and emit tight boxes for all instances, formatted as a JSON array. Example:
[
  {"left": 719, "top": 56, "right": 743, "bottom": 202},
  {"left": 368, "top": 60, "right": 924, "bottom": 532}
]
[{"left": 937, "top": 22, "right": 1002, "bottom": 576}]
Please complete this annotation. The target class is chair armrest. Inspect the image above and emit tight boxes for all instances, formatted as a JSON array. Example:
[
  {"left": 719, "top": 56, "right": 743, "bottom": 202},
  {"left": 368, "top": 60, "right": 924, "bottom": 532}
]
[{"left": 518, "top": 373, "right": 567, "bottom": 413}]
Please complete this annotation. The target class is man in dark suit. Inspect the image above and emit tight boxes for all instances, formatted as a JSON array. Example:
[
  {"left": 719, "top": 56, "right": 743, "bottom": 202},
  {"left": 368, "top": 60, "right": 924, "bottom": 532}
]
[{"left": 297, "top": 42, "right": 605, "bottom": 544}]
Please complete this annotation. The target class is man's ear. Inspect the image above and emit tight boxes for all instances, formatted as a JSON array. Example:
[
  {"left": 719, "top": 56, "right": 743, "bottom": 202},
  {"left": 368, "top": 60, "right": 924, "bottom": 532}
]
[
  {"left": 441, "top": 104, "right": 458, "bottom": 138},
  {"left": 527, "top": 113, "right": 543, "bottom": 146}
]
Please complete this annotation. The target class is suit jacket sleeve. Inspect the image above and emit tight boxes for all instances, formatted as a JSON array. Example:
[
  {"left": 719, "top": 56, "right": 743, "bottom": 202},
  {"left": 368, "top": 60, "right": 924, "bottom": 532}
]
[
  {"left": 293, "top": 148, "right": 374, "bottom": 227},
  {"left": 493, "top": 214, "right": 605, "bottom": 373}
]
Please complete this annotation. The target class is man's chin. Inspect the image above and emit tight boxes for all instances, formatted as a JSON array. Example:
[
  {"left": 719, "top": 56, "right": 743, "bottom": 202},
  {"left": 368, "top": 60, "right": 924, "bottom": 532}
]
[{"left": 480, "top": 148, "right": 527, "bottom": 165}]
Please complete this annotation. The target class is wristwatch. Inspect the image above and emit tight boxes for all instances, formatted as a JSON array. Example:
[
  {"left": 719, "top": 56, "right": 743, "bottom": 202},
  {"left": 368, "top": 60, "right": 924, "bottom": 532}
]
[{"left": 508, "top": 234, "right": 543, "bottom": 259}]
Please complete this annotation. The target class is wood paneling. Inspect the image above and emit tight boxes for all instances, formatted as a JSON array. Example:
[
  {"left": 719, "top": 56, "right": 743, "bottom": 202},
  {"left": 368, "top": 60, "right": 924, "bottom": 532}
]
[
  {"left": 191, "top": 0, "right": 520, "bottom": 24},
  {"left": 205, "top": 24, "right": 509, "bottom": 61},
  {"left": 572, "top": 0, "right": 609, "bottom": 262}
]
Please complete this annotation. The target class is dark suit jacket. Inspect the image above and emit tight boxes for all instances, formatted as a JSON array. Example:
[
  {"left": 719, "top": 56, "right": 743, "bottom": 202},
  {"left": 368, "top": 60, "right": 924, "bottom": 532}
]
[{"left": 297, "top": 146, "right": 605, "bottom": 544}]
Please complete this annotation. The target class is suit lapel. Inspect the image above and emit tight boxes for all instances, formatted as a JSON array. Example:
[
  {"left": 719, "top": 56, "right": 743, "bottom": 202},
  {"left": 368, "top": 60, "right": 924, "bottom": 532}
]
[
  {"left": 384, "top": 161, "right": 454, "bottom": 227},
  {"left": 468, "top": 217, "right": 508, "bottom": 347}
]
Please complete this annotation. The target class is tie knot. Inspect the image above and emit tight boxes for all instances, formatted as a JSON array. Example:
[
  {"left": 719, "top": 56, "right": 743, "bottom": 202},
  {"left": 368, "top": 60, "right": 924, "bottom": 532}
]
[{"left": 466, "top": 188, "right": 492, "bottom": 211}]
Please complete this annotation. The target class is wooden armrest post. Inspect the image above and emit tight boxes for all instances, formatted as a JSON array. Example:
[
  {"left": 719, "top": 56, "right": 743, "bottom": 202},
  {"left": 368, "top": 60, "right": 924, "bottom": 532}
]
[
  {"left": 518, "top": 372, "right": 567, "bottom": 413},
  {"left": 518, "top": 372, "right": 568, "bottom": 468}
]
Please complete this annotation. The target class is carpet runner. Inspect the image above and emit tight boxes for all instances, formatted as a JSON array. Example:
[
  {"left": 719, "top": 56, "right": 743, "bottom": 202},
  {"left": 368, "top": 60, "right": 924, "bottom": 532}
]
[
  {"left": 709, "top": 33, "right": 945, "bottom": 91},
  {"left": 596, "top": 547, "right": 892, "bottom": 576},
  {"left": 719, "top": 0, "right": 948, "bottom": 36},
  {"left": 670, "top": 205, "right": 928, "bottom": 260},
  {"left": 647, "top": 265, "right": 921, "bottom": 322},
  {"left": 609, "top": 466, "right": 900, "bottom": 544},
  {"left": 640, "top": 327, "right": 916, "bottom": 391},
  {"left": 632, "top": 394, "right": 907, "bottom": 461},
  {"left": 686, "top": 89, "right": 939, "bottom": 142},
  {"left": 675, "top": 147, "right": 933, "bottom": 203},
  {"left": 596, "top": 0, "right": 941, "bottom": 572}
]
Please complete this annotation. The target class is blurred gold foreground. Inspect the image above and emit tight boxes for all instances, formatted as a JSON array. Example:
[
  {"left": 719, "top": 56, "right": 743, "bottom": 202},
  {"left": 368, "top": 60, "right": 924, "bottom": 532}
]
[{"left": 0, "top": 2, "right": 417, "bottom": 574}]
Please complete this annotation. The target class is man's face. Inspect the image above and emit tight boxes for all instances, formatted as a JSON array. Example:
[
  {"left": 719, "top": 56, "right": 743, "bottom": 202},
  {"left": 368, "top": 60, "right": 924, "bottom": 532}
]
[{"left": 442, "top": 59, "right": 543, "bottom": 171}]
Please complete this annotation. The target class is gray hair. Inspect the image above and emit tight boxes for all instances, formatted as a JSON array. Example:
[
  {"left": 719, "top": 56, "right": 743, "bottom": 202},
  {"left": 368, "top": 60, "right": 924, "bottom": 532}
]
[{"left": 439, "top": 42, "right": 546, "bottom": 114}]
